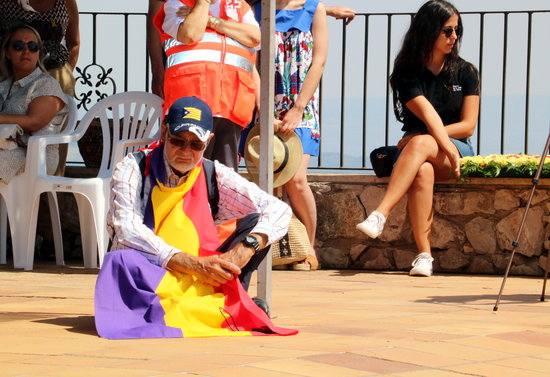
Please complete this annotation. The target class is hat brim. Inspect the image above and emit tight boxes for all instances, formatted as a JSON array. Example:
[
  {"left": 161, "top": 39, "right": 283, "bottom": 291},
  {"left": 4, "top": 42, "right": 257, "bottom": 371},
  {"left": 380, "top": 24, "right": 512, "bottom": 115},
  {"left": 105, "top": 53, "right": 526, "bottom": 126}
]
[
  {"left": 169, "top": 123, "right": 211, "bottom": 142},
  {"left": 244, "top": 125, "right": 303, "bottom": 188}
]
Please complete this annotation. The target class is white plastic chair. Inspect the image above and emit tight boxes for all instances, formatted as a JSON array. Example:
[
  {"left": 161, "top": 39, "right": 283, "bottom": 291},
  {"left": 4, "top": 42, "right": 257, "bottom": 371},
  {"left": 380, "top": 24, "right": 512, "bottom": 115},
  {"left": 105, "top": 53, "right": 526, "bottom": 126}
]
[
  {"left": 0, "top": 94, "right": 78, "bottom": 267},
  {"left": 0, "top": 96, "right": 77, "bottom": 267},
  {"left": 22, "top": 92, "right": 163, "bottom": 270}
]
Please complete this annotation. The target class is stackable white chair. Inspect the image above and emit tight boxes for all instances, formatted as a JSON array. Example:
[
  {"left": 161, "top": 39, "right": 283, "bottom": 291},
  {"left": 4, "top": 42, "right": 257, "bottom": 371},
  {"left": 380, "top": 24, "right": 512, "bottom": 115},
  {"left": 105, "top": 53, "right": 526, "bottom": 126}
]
[
  {"left": 0, "top": 95, "right": 78, "bottom": 268},
  {"left": 20, "top": 92, "right": 163, "bottom": 270}
]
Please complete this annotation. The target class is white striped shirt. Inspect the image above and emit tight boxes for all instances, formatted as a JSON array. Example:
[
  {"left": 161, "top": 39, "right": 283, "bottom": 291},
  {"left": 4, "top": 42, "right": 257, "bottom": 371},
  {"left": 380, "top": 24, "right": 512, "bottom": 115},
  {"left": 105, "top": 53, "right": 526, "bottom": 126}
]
[{"left": 107, "top": 151, "right": 291, "bottom": 268}]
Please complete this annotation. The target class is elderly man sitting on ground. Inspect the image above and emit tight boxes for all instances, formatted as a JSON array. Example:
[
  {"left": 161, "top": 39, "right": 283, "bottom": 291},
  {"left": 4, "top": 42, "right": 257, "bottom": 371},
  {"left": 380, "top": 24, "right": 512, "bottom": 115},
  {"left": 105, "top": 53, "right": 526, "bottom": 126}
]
[{"left": 95, "top": 96, "right": 296, "bottom": 339}]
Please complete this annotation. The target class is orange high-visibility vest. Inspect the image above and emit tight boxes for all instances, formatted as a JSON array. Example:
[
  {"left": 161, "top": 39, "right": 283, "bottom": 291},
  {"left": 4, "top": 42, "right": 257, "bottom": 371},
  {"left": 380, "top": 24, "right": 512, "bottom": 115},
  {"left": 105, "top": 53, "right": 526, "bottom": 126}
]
[{"left": 154, "top": 0, "right": 257, "bottom": 128}]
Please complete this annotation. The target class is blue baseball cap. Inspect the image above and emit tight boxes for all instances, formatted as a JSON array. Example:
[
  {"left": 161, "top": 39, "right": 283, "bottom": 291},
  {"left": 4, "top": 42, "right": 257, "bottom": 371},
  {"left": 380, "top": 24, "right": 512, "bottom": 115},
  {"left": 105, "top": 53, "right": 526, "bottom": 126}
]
[{"left": 164, "top": 96, "right": 213, "bottom": 142}]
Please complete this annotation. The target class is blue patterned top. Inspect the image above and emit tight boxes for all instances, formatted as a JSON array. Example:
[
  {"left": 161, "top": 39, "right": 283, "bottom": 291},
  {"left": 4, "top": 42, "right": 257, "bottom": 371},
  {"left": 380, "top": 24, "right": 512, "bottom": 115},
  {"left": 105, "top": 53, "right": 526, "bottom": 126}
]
[{"left": 254, "top": 0, "right": 319, "bottom": 32}]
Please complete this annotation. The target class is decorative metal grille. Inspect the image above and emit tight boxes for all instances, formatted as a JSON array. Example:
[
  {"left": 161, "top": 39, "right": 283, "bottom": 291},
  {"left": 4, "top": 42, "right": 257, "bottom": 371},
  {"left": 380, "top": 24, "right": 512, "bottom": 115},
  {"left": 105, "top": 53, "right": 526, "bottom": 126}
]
[{"left": 74, "top": 63, "right": 116, "bottom": 111}]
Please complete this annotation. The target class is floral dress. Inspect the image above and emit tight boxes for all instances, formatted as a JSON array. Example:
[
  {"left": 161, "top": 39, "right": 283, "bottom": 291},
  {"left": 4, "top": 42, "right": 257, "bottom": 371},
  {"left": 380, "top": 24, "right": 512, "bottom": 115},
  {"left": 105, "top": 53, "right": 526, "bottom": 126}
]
[{"left": 256, "top": 0, "right": 320, "bottom": 142}]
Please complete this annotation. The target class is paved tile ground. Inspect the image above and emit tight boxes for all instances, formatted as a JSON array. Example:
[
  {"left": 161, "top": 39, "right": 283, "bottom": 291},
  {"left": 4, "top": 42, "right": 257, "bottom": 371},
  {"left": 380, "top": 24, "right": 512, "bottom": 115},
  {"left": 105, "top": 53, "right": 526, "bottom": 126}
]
[{"left": 1, "top": 262, "right": 549, "bottom": 377}]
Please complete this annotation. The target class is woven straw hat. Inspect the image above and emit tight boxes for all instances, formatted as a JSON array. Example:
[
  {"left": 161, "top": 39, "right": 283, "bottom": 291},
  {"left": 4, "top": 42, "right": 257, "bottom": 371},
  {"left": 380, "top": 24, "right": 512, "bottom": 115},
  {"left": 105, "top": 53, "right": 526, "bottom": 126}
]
[{"left": 244, "top": 125, "right": 303, "bottom": 188}]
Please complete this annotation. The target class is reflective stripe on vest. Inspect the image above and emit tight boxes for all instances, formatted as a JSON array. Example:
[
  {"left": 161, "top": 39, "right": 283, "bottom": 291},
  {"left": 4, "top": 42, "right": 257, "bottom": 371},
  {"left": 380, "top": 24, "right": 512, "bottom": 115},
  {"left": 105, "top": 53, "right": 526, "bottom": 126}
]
[
  {"left": 164, "top": 34, "right": 255, "bottom": 53},
  {"left": 164, "top": 33, "right": 222, "bottom": 49},
  {"left": 164, "top": 36, "right": 255, "bottom": 74},
  {"left": 166, "top": 50, "right": 254, "bottom": 74}
]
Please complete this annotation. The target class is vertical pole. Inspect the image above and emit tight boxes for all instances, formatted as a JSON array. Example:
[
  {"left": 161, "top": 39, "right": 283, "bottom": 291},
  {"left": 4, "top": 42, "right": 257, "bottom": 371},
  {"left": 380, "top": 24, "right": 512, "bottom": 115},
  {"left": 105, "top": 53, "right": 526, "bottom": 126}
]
[
  {"left": 476, "top": 13, "right": 485, "bottom": 155},
  {"left": 124, "top": 14, "right": 129, "bottom": 92},
  {"left": 524, "top": 12, "right": 532, "bottom": 153},
  {"left": 256, "top": 0, "right": 275, "bottom": 305},
  {"left": 384, "top": 15, "right": 393, "bottom": 146},
  {"left": 500, "top": 13, "right": 509, "bottom": 154},
  {"left": 339, "top": 19, "right": 347, "bottom": 168},
  {"left": 362, "top": 15, "right": 369, "bottom": 168}
]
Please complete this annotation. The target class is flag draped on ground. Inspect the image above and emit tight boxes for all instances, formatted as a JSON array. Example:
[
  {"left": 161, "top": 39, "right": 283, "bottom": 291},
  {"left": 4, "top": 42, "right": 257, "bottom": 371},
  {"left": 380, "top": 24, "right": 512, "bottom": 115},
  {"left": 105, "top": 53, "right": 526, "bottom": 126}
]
[{"left": 95, "top": 249, "right": 297, "bottom": 339}]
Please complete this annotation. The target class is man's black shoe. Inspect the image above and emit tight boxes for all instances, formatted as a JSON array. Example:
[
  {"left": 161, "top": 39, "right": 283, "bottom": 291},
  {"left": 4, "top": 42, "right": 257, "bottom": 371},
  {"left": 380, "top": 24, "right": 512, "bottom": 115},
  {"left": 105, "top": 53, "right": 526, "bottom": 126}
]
[{"left": 252, "top": 296, "right": 270, "bottom": 317}]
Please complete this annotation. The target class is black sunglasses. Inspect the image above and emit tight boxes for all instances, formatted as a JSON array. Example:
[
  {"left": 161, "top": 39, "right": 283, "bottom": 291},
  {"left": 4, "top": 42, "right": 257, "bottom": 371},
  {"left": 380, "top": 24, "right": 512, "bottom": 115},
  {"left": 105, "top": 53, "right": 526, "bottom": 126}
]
[
  {"left": 10, "top": 40, "right": 40, "bottom": 52},
  {"left": 167, "top": 134, "right": 206, "bottom": 151},
  {"left": 441, "top": 25, "right": 462, "bottom": 38}
]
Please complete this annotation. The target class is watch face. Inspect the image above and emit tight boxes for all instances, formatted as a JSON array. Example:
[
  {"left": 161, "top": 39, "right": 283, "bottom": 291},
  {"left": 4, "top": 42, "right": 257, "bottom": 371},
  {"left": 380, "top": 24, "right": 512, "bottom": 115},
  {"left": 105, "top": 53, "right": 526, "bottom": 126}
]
[{"left": 244, "top": 235, "right": 260, "bottom": 251}]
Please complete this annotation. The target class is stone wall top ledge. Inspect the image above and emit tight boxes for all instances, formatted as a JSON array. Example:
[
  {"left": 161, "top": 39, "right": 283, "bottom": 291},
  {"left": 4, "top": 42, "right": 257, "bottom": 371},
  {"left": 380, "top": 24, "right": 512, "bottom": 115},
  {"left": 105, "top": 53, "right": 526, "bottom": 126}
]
[{"left": 308, "top": 173, "right": 550, "bottom": 188}]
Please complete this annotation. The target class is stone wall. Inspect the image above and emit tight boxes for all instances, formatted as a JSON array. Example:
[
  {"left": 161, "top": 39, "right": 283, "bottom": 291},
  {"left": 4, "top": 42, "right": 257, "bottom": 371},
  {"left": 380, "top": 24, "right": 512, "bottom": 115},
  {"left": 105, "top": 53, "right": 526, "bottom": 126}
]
[
  {"left": 310, "top": 175, "right": 550, "bottom": 276},
  {"left": 55, "top": 168, "right": 550, "bottom": 276}
]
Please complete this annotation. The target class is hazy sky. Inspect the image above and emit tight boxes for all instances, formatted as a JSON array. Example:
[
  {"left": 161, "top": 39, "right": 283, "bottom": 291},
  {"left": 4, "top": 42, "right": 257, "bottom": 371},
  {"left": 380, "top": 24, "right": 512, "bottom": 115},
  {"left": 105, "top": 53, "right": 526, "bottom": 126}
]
[{"left": 79, "top": 0, "right": 550, "bottom": 13}]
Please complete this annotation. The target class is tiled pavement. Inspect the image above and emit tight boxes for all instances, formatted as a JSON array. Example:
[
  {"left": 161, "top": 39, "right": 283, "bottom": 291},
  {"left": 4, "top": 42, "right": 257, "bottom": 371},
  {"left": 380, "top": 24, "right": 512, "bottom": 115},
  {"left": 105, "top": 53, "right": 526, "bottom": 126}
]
[{"left": 1, "top": 262, "right": 550, "bottom": 377}]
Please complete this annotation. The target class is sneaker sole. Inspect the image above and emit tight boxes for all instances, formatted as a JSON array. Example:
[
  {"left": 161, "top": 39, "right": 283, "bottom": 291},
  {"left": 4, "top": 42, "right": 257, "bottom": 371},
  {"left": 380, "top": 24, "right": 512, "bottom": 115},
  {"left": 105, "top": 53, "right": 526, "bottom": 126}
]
[
  {"left": 409, "top": 270, "right": 432, "bottom": 277},
  {"left": 356, "top": 223, "right": 380, "bottom": 239},
  {"left": 291, "top": 263, "right": 311, "bottom": 271}
]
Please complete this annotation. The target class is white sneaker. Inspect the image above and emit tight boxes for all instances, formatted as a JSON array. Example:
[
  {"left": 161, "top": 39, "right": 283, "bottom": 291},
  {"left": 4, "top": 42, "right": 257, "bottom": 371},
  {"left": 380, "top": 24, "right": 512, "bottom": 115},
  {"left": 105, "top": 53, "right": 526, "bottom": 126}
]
[
  {"left": 409, "top": 252, "right": 434, "bottom": 277},
  {"left": 356, "top": 211, "right": 386, "bottom": 238}
]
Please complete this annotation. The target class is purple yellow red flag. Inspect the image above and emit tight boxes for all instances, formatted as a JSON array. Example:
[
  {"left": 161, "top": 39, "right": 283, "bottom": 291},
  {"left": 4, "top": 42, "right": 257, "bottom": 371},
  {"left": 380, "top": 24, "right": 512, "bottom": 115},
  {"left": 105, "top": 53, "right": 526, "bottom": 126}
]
[{"left": 95, "top": 151, "right": 297, "bottom": 339}]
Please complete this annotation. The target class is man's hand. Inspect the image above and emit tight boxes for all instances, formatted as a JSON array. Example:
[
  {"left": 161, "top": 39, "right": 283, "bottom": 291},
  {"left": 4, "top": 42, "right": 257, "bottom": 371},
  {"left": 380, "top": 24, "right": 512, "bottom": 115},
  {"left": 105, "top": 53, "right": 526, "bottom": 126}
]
[
  {"left": 167, "top": 252, "right": 241, "bottom": 287},
  {"left": 326, "top": 6, "right": 356, "bottom": 25},
  {"left": 219, "top": 243, "right": 255, "bottom": 269},
  {"left": 219, "top": 233, "right": 267, "bottom": 268}
]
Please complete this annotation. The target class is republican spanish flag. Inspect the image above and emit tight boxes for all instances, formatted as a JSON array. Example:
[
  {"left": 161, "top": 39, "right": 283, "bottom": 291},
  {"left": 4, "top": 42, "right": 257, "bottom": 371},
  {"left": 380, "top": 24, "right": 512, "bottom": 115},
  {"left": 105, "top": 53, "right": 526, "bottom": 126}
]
[
  {"left": 94, "top": 150, "right": 297, "bottom": 339},
  {"left": 94, "top": 249, "right": 297, "bottom": 339}
]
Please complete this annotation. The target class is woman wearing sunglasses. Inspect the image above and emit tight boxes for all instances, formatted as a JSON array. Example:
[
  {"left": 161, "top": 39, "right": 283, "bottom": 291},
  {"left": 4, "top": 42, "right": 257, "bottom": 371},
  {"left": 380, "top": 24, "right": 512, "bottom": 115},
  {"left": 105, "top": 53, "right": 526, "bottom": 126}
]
[
  {"left": 0, "top": 24, "right": 67, "bottom": 183},
  {"left": 0, "top": 0, "right": 79, "bottom": 96},
  {"left": 356, "top": 0, "right": 480, "bottom": 277}
]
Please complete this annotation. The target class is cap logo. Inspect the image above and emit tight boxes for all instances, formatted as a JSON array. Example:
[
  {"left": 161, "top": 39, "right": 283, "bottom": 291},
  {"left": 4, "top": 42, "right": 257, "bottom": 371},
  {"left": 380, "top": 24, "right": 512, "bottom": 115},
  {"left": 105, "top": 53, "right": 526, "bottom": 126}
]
[
  {"left": 182, "top": 107, "right": 201, "bottom": 121},
  {"left": 188, "top": 125, "right": 208, "bottom": 139}
]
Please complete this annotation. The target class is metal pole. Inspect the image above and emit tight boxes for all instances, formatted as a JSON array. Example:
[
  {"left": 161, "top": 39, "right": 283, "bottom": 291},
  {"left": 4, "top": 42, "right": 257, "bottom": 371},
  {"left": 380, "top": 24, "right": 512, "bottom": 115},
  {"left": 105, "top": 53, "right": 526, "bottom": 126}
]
[
  {"left": 541, "top": 247, "right": 550, "bottom": 302},
  {"left": 494, "top": 131, "right": 550, "bottom": 311},
  {"left": 256, "top": 0, "right": 275, "bottom": 307}
]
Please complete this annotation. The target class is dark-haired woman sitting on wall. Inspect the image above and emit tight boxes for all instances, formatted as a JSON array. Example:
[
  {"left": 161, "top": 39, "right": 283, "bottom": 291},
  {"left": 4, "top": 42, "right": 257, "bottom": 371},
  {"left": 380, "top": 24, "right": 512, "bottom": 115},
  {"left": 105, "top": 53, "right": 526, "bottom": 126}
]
[{"left": 356, "top": 0, "right": 480, "bottom": 277}]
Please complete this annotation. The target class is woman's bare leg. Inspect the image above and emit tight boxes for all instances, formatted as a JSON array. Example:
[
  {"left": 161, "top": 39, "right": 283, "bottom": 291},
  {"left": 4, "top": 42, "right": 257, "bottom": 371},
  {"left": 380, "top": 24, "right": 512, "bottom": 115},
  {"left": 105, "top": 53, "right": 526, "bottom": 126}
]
[
  {"left": 408, "top": 162, "right": 435, "bottom": 254},
  {"left": 284, "top": 154, "right": 317, "bottom": 256},
  {"left": 376, "top": 135, "right": 450, "bottom": 217}
]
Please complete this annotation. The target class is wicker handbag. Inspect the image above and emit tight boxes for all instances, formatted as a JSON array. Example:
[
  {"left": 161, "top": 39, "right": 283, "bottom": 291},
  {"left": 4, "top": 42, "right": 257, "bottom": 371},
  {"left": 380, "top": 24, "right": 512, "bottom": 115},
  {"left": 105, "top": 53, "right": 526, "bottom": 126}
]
[{"left": 272, "top": 216, "right": 310, "bottom": 266}]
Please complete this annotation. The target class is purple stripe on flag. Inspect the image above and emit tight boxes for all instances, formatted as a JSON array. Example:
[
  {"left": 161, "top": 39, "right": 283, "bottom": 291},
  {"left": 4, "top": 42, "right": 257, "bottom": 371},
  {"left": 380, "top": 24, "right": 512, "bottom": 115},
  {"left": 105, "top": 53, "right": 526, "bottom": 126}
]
[{"left": 94, "top": 249, "right": 183, "bottom": 339}]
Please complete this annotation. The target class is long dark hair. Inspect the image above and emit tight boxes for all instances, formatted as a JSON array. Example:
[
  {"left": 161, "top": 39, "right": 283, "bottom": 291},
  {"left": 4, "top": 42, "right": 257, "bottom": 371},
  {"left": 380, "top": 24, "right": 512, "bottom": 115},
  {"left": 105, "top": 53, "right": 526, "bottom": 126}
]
[{"left": 390, "top": 0, "right": 463, "bottom": 122}]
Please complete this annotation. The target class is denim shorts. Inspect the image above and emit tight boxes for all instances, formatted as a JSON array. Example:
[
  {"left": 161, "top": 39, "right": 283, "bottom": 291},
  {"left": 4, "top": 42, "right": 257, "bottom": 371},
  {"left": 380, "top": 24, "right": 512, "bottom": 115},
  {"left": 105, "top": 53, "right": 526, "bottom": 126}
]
[
  {"left": 450, "top": 137, "right": 474, "bottom": 157},
  {"left": 238, "top": 125, "right": 320, "bottom": 157}
]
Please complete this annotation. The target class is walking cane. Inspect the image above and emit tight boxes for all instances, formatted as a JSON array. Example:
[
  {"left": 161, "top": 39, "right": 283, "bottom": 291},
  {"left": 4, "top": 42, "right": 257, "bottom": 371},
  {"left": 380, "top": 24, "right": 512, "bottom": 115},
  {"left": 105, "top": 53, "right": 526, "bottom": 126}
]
[{"left": 493, "top": 130, "right": 550, "bottom": 311}]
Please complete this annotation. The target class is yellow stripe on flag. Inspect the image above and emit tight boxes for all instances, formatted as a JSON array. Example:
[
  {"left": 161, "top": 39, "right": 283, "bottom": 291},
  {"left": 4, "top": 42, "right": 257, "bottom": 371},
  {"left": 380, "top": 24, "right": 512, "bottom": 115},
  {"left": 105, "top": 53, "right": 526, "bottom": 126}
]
[{"left": 183, "top": 107, "right": 201, "bottom": 121}]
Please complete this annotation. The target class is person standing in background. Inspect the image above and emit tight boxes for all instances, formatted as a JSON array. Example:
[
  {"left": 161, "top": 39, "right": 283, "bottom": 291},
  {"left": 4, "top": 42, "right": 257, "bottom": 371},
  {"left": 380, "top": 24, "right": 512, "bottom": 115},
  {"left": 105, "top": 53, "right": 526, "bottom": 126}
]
[
  {"left": 147, "top": 0, "right": 166, "bottom": 98},
  {"left": 153, "top": 0, "right": 260, "bottom": 171},
  {"left": 146, "top": 0, "right": 355, "bottom": 98},
  {"left": 251, "top": 0, "right": 328, "bottom": 271}
]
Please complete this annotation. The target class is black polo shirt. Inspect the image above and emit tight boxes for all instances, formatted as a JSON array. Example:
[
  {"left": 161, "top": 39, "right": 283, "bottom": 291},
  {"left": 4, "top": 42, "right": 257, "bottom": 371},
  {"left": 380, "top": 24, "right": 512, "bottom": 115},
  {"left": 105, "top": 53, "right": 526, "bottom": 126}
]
[{"left": 395, "top": 61, "right": 479, "bottom": 134}]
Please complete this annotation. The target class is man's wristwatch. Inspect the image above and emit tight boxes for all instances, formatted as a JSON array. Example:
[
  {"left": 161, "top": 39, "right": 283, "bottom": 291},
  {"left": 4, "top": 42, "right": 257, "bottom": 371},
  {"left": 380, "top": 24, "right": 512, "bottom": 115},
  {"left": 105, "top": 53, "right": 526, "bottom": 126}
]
[
  {"left": 242, "top": 235, "right": 261, "bottom": 253},
  {"left": 209, "top": 16, "right": 220, "bottom": 29}
]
